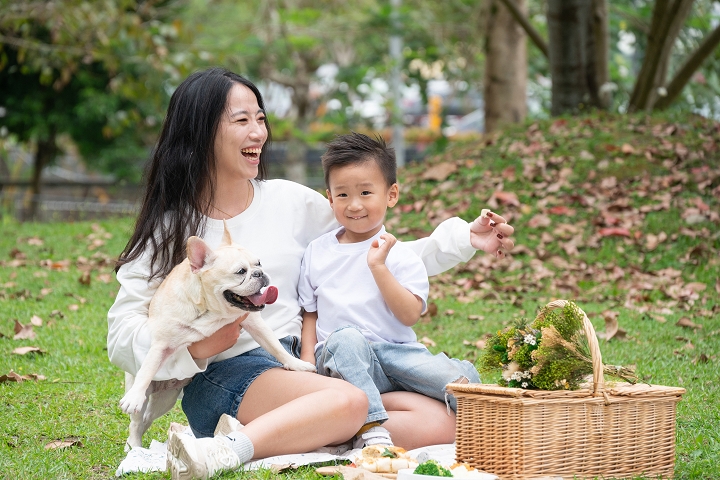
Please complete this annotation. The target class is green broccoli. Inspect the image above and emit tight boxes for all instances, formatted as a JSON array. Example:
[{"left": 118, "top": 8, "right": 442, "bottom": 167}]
[{"left": 413, "top": 460, "right": 453, "bottom": 477}]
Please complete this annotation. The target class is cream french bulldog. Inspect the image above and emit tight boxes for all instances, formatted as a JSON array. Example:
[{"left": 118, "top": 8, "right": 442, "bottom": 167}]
[{"left": 120, "top": 223, "right": 316, "bottom": 449}]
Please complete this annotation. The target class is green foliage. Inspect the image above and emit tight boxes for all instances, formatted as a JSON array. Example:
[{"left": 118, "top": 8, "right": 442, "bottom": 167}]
[
  {"left": 532, "top": 301, "right": 585, "bottom": 341},
  {"left": 0, "top": 0, "right": 199, "bottom": 179},
  {"left": 414, "top": 460, "right": 453, "bottom": 477}
]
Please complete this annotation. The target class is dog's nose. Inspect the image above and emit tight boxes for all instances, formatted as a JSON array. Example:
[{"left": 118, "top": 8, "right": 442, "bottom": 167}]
[{"left": 251, "top": 270, "right": 263, "bottom": 278}]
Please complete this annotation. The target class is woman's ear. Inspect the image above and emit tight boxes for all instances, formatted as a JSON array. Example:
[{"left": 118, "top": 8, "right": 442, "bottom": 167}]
[{"left": 387, "top": 183, "right": 399, "bottom": 208}]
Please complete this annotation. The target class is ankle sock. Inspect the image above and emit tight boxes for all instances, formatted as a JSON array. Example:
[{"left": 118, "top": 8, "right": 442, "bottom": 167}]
[{"left": 222, "top": 431, "right": 254, "bottom": 463}]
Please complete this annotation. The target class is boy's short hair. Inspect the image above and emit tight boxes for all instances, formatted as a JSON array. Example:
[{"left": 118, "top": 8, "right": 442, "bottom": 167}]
[{"left": 321, "top": 132, "right": 397, "bottom": 189}]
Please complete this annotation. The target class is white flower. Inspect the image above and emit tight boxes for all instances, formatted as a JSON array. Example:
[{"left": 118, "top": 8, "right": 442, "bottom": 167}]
[
  {"left": 521, "top": 382, "right": 528, "bottom": 388},
  {"left": 502, "top": 361, "right": 522, "bottom": 381},
  {"left": 523, "top": 334, "right": 536, "bottom": 345}
]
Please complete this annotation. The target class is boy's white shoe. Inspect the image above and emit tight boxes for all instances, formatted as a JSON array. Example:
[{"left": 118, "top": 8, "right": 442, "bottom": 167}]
[
  {"left": 353, "top": 425, "right": 394, "bottom": 449},
  {"left": 213, "top": 413, "right": 244, "bottom": 436},
  {"left": 166, "top": 431, "right": 241, "bottom": 480}
]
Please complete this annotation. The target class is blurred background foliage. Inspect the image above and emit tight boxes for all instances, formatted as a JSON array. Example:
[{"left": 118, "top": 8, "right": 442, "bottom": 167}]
[{"left": 0, "top": 0, "right": 718, "bottom": 188}]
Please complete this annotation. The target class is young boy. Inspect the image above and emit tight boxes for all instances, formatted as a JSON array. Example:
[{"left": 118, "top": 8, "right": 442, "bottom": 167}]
[{"left": 298, "top": 132, "right": 479, "bottom": 449}]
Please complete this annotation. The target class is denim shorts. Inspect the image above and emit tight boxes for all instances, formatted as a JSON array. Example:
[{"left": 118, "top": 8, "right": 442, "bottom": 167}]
[
  {"left": 316, "top": 325, "right": 480, "bottom": 425},
  {"left": 181, "top": 335, "right": 301, "bottom": 437}
]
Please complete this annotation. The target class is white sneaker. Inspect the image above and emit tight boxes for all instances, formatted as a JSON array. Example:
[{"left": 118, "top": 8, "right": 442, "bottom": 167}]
[
  {"left": 214, "top": 414, "right": 244, "bottom": 436},
  {"left": 353, "top": 425, "right": 394, "bottom": 449},
  {"left": 166, "top": 431, "right": 241, "bottom": 480}
]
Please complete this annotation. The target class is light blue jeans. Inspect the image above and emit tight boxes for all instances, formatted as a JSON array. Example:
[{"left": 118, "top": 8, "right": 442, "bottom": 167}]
[{"left": 315, "top": 325, "right": 480, "bottom": 425}]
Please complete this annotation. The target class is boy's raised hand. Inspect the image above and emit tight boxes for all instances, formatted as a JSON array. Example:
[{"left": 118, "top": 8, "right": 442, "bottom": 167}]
[
  {"left": 368, "top": 233, "right": 397, "bottom": 268},
  {"left": 470, "top": 209, "right": 515, "bottom": 258}
]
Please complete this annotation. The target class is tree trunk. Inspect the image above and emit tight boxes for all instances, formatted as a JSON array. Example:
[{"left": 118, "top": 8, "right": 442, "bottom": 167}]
[
  {"left": 654, "top": 22, "right": 720, "bottom": 110},
  {"left": 484, "top": 0, "right": 527, "bottom": 132},
  {"left": 284, "top": 80, "right": 311, "bottom": 186},
  {"left": 592, "top": 0, "right": 611, "bottom": 109},
  {"left": 497, "top": 0, "right": 548, "bottom": 58},
  {"left": 627, "top": 0, "right": 694, "bottom": 112},
  {"left": 28, "top": 132, "right": 57, "bottom": 220},
  {"left": 547, "top": 0, "right": 603, "bottom": 116}
]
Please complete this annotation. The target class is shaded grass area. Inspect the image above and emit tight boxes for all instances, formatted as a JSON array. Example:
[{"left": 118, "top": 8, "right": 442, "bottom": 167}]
[{"left": 0, "top": 111, "right": 718, "bottom": 479}]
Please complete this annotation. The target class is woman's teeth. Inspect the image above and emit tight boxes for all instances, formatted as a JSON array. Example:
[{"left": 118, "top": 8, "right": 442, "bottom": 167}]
[{"left": 241, "top": 148, "right": 261, "bottom": 157}]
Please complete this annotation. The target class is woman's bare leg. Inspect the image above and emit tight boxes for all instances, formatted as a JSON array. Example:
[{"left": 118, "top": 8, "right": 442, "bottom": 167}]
[
  {"left": 380, "top": 391, "right": 456, "bottom": 450},
  {"left": 237, "top": 368, "right": 367, "bottom": 459}
]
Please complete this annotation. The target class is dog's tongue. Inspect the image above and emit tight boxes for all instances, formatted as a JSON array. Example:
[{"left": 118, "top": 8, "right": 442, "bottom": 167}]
[{"left": 248, "top": 286, "right": 278, "bottom": 306}]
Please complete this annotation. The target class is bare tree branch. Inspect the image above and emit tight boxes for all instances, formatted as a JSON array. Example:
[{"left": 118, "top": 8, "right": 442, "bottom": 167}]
[
  {"left": 654, "top": 22, "right": 720, "bottom": 110},
  {"left": 628, "top": 0, "right": 695, "bottom": 112},
  {"left": 497, "top": 0, "right": 548, "bottom": 58},
  {"left": 0, "top": 34, "right": 86, "bottom": 55}
]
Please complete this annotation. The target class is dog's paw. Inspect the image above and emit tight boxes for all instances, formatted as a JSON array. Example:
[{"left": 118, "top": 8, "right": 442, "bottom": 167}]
[
  {"left": 284, "top": 359, "right": 317, "bottom": 373},
  {"left": 119, "top": 393, "right": 146, "bottom": 414}
]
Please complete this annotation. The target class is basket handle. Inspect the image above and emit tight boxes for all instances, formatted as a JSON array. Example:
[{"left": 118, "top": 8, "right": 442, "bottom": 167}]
[{"left": 536, "top": 300, "right": 604, "bottom": 396}]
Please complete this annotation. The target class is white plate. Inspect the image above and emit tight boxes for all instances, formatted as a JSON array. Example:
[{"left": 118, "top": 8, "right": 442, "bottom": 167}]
[{"left": 396, "top": 468, "right": 498, "bottom": 480}]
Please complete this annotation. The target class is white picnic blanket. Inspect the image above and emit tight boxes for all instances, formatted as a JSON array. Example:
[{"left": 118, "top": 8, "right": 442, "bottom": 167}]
[{"left": 115, "top": 426, "right": 457, "bottom": 476}]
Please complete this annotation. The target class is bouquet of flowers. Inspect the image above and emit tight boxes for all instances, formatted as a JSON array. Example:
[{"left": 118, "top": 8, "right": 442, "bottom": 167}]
[{"left": 479, "top": 301, "right": 637, "bottom": 390}]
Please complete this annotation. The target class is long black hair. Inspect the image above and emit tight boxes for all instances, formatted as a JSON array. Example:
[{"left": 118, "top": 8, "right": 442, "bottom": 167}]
[{"left": 115, "top": 67, "right": 272, "bottom": 278}]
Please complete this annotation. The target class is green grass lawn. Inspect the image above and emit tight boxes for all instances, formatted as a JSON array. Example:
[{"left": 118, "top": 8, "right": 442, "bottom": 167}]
[{"left": 0, "top": 112, "right": 718, "bottom": 479}]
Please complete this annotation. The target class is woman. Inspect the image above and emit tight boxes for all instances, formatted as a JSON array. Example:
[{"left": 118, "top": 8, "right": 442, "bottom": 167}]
[{"left": 107, "top": 67, "right": 514, "bottom": 479}]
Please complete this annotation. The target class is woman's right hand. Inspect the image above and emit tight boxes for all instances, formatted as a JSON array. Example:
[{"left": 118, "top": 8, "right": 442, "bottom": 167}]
[{"left": 187, "top": 313, "right": 248, "bottom": 359}]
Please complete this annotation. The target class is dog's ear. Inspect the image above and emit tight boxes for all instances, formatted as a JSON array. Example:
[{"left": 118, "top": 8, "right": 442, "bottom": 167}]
[
  {"left": 220, "top": 220, "right": 233, "bottom": 247},
  {"left": 186, "top": 237, "right": 216, "bottom": 273}
]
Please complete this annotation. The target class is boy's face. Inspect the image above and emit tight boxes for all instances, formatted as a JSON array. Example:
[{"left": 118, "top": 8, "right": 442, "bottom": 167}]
[{"left": 326, "top": 160, "right": 399, "bottom": 243}]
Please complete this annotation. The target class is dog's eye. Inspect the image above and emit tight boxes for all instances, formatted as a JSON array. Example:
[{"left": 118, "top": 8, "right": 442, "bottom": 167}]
[{"left": 237, "top": 268, "right": 247, "bottom": 275}]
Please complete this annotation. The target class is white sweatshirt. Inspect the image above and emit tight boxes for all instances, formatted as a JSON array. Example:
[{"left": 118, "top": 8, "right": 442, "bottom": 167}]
[{"left": 107, "top": 179, "right": 477, "bottom": 381}]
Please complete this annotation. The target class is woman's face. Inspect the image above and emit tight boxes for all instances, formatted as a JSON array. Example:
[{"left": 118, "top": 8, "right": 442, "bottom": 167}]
[{"left": 213, "top": 83, "right": 268, "bottom": 182}]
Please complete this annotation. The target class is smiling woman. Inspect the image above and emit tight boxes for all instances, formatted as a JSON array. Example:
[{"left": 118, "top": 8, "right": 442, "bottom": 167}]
[{"left": 106, "top": 67, "right": 515, "bottom": 479}]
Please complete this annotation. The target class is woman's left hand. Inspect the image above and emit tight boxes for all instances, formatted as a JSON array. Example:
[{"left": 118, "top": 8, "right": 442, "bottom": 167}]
[{"left": 469, "top": 209, "right": 515, "bottom": 258}]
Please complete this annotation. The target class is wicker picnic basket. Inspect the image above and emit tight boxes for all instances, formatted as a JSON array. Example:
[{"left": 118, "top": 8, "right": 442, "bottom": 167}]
[{"left": 447, "top": 300, "right": 686, "bottom": 480}]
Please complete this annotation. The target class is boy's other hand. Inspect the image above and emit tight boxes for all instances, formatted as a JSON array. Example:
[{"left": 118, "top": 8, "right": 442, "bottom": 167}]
[
  {"left": 470, "top": 209, "right": 515, "bottom": 258},
  {"left": 368, "top": 233, "right": 397, "bottom": 268}
]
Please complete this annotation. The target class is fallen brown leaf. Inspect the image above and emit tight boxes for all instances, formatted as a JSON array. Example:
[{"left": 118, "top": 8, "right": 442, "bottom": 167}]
[
  {"left": 78, "top": 271, "right": 91, "bottom": 286},
  {"left": 420, "top": 336, "right": 437, "bottom": 347},
  {"left": 421, "top": 162, "right": 457, "bottom": 181},
  {"left": 676, "top": 317, "right": 702, "bottom": 330},
  {"left": 12, "top": 346, "right": 45, "bottom": 355},
  {"left": 598, "top": 227, "right": 631, "bottom": 238},
  {"left": 422, "top": 302, "right": 438, "bottom": 317},
  {"left": 685, "top": 282, "right": 707, "bottom": 293},
  {"left": 621, "top": 143, "right": 636, "bottom": 155},
  {"left": 97, "top": 273, "right": 113, "bottom": 284},
  {"left": 492, "top": 191, "right": 520, "bottom": 207},
  {"left": 30, "top": 315, "right": 43, "bottom": 327},
  {"left": 13, "top": 320, "right": 36, "bottom": 340},
  {"left": 0, "top": 370, "right": 46, "bottom": 383},
  {"left": 45, "top": 437, "right": 83, "bottom": 450},
  {"left": 598, "top": 310, "right": 627, "bottom": 340}
]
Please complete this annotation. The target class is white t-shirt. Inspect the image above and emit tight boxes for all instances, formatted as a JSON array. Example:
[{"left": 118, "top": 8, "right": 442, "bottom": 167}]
[
  {"left": 107, "top": 179, "right": 477, "bottom": 381},
  {"left": 299, "top": 226, "right": 429, "bottom": 350}
]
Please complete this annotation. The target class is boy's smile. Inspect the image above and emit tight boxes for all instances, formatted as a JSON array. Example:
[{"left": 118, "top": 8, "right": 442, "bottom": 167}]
[{"left": 327, "top": 160, "right": 399, "bottom": 244}]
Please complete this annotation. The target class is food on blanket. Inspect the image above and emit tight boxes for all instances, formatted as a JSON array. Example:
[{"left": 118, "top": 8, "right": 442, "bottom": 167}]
[
  {"left": 449, "top": 463, "right": 486, "bottom": 478},
  {"left": 358, "top": 445, "right": 419, "bottom": 473},
  {"left": 414, "top": 459, "right": 453, "bottom": 477}
]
